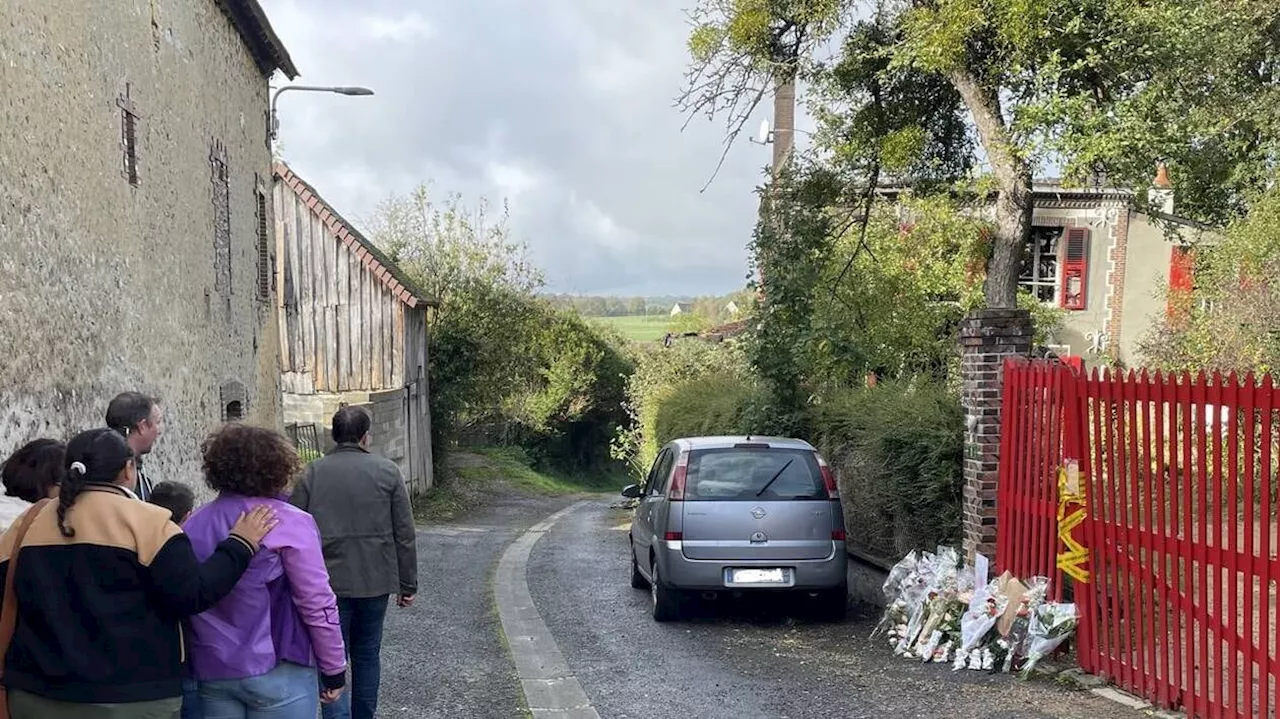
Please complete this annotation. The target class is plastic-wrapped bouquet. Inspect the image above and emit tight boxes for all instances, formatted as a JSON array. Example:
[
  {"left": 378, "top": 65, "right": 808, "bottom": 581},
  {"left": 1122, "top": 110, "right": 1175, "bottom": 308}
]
[
  {"left": 882, "top": 551, "right": 919, "bottom": 603},
  {"left": 1002, "top": 576, "right": 1052, "bottom": 673},
  {"left": 873, "top": 552, "right": 920, "bottom": 639},
  {"left": 958, "top": 591, "right": 1007, "bottom": 653},
  {"left": 1020, "top": 602, "right": 1079, "bottom": 677}
]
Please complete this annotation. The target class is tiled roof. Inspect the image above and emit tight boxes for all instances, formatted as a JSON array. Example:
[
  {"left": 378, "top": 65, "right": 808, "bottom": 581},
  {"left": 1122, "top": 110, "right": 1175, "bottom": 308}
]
[
  {"left": 273, "top": 162, "right": 436, "bottom": 309},
  {"left": 215, "top": 0, "right": 299, "bottom": 79}
]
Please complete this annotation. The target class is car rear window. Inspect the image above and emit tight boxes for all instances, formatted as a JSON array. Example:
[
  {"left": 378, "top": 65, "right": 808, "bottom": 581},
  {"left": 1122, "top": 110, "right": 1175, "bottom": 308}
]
[{"left": 684, "top": 447, "right": 824, "bottom": 501}]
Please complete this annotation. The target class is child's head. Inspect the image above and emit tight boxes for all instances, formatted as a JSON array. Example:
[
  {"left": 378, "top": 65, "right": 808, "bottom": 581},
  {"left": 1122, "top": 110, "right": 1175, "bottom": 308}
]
[{"left": 150, "top": 481, "right": 196, "bottom": 524}]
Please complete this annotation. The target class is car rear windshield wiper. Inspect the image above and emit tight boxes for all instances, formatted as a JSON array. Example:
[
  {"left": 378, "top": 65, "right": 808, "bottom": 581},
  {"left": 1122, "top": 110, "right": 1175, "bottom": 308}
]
[{"left": 755, "top": 459, "right": 794, "bottom": 497}]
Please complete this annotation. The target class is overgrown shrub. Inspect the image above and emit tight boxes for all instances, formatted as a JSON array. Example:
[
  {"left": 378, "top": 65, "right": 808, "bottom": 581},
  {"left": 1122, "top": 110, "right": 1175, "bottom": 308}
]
[
  {"left": 651, "top": 374, "right": 773, "bottom": 447},
  {"left": 812, "top": 380, "right": 964, "bottom": 563},
  {"left": 623, "top": 354, "right": 965, "bottom": 564},
  {"left": 611, "top": 340, "right": 753, "bottom": 475},
  {"left": 363, "top": 184, "right": 635, "bottom": 477}
]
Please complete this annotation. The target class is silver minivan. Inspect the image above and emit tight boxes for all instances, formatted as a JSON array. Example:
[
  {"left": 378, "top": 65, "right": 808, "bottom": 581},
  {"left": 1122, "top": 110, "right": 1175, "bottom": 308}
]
[{"left": 622, "top": 436, "right": 848, "bottom": 621}]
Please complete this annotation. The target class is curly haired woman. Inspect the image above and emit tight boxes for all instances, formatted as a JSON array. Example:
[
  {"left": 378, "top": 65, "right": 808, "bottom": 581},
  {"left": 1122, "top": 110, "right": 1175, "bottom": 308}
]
[
  {"left": 183, "top": 424, "right": 346, "bottom": 719},
  {"left": 0, "top": 427, "right": 277, "bottom": 719}
]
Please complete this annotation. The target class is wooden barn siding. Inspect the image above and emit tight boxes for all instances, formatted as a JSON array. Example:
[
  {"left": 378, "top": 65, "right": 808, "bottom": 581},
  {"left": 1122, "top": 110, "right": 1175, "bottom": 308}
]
[{"left": 275, "top": 183, "right": 404, "bottom": 394}]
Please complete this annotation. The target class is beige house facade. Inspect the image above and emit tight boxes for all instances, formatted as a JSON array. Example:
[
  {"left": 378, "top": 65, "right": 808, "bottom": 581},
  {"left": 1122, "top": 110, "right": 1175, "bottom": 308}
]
[
  {"left": 1015, "top": 176, "right": 1209, "bottom": 367},
  {"left": 0, "top": 1, "right": 296, "bottom": 485}
]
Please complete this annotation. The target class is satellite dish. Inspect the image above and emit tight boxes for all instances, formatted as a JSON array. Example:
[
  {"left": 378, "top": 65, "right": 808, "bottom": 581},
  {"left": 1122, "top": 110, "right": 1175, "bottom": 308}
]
[{"left": 757, "top": 118, "right": 771, "bottom": 144}]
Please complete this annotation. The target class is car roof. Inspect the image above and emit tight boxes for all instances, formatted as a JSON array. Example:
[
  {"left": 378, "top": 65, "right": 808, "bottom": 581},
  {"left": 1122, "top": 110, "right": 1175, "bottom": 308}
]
[{"left": 669, "top": 436, "right": 816, "bottom": 451}]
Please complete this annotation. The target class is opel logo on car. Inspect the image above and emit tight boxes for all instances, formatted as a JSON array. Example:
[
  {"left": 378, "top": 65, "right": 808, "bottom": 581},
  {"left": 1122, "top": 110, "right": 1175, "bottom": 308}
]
[
  {"left": 750, "top": 531, "right": 767, "bottom": 543},
  {"left": 751, "top": 506, "right": 767, "bottom": 519}
]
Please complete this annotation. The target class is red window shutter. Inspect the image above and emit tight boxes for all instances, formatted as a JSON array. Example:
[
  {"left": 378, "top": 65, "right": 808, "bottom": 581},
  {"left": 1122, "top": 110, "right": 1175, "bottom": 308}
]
[
  {"left": 1167, "top": 245, "right": 1195, "bottom": 321},
  {"left": 1060, "top": 228, "right": 1089, "bottom": 310}
]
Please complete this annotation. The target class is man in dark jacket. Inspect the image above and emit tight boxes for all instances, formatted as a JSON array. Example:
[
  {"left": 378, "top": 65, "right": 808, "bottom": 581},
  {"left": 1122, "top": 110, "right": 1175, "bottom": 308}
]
[{"left": 290, "top": 405, "right": 418, "bottom": 719}]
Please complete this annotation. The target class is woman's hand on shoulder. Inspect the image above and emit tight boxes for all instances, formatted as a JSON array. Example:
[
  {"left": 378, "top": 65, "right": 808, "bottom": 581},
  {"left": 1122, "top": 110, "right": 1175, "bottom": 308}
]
[{"left": 230, "top": 505, "right": 279, "bottom": 549}]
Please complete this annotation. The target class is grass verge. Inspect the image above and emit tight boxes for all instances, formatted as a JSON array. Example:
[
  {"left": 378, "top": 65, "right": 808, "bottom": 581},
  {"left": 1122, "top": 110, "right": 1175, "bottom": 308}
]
[{"left": 412, "top": 446, "right": 626, "bottom": 523}]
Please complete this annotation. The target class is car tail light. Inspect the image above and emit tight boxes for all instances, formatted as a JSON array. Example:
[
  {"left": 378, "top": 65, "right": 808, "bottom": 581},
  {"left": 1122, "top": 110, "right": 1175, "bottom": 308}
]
[
  {"left": 831, "top": 529, "right": 846, "bottom": 541},
  {"left": 817, "top": 454, "right": 840, "bottom": 500},
  {"left": 668, "top": 451, "right": 689, "bottom": 501},
  {"left": 664, "top": 531, "right": 683, "bottom": 541}
]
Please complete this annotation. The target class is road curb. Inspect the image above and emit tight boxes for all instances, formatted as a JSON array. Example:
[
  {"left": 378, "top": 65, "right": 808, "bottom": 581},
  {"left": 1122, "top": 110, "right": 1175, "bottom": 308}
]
[{"left": 495, "top": 500, "right": 601, "bottom": 718}]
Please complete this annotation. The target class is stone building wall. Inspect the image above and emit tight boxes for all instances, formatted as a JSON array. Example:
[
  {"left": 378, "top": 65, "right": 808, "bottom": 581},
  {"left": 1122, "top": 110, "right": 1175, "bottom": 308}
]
[
  {"left": 0, "top": 1, "right": 284, "bottom": 488},
  {"left": 357, "top": 390, "right": 409, "bottom": 468}
]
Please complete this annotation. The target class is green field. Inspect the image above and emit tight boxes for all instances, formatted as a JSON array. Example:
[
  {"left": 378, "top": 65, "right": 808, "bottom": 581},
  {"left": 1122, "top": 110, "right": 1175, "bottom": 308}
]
[{"left": 588, "top": 314, "right": 670, "bottom": 342}]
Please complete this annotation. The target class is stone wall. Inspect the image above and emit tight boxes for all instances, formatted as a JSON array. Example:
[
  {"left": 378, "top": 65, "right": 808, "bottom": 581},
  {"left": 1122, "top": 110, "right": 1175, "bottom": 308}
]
[
  {"left": 959, "top": 309, "right": 1033, "bottom": 563},
  {"left": 284, "top": 389, "right": 420, "bottom": 484},
  {"left": 357, "top": 390, "right": 408, "bottom": 467},
  {"left": 0, "top": 1, "right": 282, "bottom": 488},
  {"left": 282, "top": 391, "right": 370, "bottom": 433}
]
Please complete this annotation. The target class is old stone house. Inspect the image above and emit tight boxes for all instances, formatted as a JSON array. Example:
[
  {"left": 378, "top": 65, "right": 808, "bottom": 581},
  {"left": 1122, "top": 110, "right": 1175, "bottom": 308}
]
[
  {"left": 273, "top": 163, "right": 435, "bottom": 492},
  {"left": 0, "top": 1, "right": 296, "bottom": 485}
]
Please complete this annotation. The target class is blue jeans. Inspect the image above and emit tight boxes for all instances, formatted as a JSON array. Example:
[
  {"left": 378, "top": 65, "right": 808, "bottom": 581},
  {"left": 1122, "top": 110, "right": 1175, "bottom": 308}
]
[
  {"left": 321, "top": 595, "right": 390, "bottom": 719},
  {"left": 182, "top": 678, "right": 203, "bottom": 719},
  {"left": 199, "top": 661, "right": 319, "bottom": 719}
]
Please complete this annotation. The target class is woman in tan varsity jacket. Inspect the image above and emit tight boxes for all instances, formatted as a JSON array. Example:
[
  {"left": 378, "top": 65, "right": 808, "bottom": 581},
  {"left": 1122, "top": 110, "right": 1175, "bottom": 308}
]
[{"left": 0, "top": 428, "right": 278, "bottom": 719}]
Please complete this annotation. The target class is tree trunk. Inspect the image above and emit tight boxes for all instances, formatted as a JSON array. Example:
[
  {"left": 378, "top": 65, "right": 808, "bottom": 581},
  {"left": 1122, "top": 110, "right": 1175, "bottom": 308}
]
[
  {"left": 771, "top": 65, "right": 798, "bottom": 176},
  {"left": 949, "top": 70, "right": 1033, "bottom": 310}
]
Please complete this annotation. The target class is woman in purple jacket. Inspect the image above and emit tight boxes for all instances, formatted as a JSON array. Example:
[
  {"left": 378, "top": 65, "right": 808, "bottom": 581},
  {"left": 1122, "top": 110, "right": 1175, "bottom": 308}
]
[{"left": 184, "top": 424, "right": 348, "bottom": 718}]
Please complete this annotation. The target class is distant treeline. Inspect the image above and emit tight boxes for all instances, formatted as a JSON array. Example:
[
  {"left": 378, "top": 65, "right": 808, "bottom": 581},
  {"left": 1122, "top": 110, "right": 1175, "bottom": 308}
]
[{"left": 543, "top": 291, "right": 754, "bottom": 319}]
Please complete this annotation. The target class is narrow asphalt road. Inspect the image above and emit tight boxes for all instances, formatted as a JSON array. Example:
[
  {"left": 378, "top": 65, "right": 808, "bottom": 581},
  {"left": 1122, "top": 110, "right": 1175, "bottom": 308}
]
[
  {"left": 376, "top": 492, "right": 573, "bottom": 717},
  {"left": 524, "top": 498, "right": 1149, "bottom": 719}
]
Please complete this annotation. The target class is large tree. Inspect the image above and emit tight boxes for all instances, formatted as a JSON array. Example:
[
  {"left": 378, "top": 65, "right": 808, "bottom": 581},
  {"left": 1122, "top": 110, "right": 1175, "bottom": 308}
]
[
  {"left": 890, "top": 0, "right": 1280, "bottom": 307},
  {"left": 685, "top": 0, "right": 1280, "bottom": 308}
]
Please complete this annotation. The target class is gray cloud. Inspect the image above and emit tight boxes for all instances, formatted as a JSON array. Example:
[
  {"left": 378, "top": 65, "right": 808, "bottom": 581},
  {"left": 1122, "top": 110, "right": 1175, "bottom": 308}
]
[{"left": 262, "top": 0, "right": 776, "bottom": 296}]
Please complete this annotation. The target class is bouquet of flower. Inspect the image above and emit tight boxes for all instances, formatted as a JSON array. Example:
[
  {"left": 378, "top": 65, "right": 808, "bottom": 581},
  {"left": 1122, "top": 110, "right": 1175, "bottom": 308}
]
[
  {"left": 873, "top": 551, "right": 920, "bottom": 639},
  {"left": 909, "top": 592, "right": 953, "bottom": 658},
  {"left": 1020, "top": 602, "right": 1079, "bottom": 677},
  {"left": 893, "top": 600, "right": 929, "bottom": 655},
  {"left": 1001, "top": 576, "right": 1052, "bottom": 672},
  {"left": 882, "top": 550, "right": 919, "bottom": 603},
  {"left": 959, "top": 586, "right": 1007, "bottom": 653}
]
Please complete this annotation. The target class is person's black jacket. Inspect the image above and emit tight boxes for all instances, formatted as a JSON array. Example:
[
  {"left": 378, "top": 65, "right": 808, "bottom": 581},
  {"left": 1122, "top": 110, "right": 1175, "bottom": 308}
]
[{"left": 0, "top": 484, "right": 256, "bottom": 703}]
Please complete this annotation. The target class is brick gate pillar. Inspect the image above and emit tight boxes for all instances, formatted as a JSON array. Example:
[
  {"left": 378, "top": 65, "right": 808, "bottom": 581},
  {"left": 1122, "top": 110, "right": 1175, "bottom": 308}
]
[{"left": 959, "top": 308, "right": 1033, "bottom": 563}]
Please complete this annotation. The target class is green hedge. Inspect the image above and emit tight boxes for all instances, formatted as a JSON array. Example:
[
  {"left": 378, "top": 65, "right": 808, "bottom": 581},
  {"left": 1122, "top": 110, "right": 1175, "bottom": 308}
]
[
  {"left": 639, "top": 373, "right": 963, "bottom": 562},
  {"left": 651, "top": 374, "right": 772, "bottom": 447},
  {"left": 812, "top": 381, "right": 964, "bottom": 563}
]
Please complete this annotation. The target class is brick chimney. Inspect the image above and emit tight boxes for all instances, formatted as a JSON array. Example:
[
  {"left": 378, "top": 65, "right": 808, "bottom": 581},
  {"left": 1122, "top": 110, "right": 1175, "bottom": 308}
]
[{"left": 1149, "top": 161, "right": 1175, "bottom": 215}]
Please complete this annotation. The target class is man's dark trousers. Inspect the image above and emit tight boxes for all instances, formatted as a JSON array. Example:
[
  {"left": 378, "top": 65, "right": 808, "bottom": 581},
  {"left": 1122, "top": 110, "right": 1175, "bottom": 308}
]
[{"left": 321, "top": 596, "right": 390, "bottom": 719}]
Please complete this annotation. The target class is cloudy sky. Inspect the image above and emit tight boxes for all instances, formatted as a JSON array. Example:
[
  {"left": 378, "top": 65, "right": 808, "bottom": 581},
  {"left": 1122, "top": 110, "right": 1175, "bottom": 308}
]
[{"left": 262, "top": 0, "right": 806, "bottom": 297}]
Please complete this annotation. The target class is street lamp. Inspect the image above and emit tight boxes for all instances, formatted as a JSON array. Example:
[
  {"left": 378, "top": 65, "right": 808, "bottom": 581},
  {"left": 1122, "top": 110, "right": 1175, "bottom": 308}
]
[
  {"left": 270, "top": 85, "right": 375, "bottom": 140},
  {"left": 748, "top": 118, "right": 816, "bottom": 146}
]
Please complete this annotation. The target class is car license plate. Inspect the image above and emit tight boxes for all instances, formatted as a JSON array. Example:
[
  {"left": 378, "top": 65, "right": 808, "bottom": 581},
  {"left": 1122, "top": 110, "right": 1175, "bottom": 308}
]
[{"left": 729, "top": 568, "right": 786, "bottom": 585}]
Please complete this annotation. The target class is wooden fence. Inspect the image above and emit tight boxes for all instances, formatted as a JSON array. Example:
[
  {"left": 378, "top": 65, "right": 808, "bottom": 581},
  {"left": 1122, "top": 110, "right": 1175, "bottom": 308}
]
[{"left": 997, "top": 359, "right": 1280, "bottom": 717}]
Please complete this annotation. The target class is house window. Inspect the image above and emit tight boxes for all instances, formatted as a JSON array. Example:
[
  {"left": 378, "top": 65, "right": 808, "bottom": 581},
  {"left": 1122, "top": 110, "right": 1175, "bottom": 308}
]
[
  {"left": 211, "top": 141, "right": 231, "bottom": 297},
  {"left": 1020, "top": 227, "right": 1061, "bottom": 303},
  {"left": 117, "top": 84, "right": 140, "bottom": 187},
  {"left": 220, "top": 380, "right": 246, "bottom": 421},
  {"left": 1020, "top": 226, "right": 1090, "bottom": 310},
  {"left": 255, "top": 183, "right": 272, "bottom": 301}
]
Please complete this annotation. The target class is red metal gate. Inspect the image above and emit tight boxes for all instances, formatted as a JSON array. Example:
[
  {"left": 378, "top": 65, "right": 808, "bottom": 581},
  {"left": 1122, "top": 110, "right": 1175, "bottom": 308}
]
[{"left": 997, "top": 359, "right": 1280, "bottom": 717}]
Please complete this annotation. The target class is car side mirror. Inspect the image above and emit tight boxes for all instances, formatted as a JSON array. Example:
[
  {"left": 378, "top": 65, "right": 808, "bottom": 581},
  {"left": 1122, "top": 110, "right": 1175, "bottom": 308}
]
[{"left": 621, "top": 484, "right": 642, "bottom": 499}]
